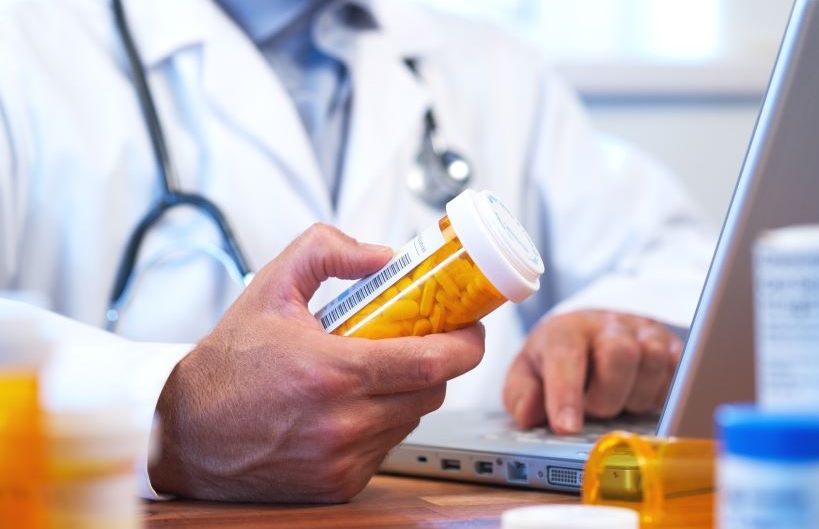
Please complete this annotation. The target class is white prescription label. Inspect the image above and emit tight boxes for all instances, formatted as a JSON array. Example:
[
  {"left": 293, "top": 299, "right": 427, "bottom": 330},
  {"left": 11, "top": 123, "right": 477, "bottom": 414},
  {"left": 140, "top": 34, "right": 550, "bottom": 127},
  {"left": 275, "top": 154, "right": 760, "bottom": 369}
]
[
  {"left": 718, "top": 456, "right": 819, "bottom": 529},
  {"left": 754, "top": 228, "right": 819, "bottom": 409},
  {"left": 315, "top": 224, "right": 446, "bottom": 333}
]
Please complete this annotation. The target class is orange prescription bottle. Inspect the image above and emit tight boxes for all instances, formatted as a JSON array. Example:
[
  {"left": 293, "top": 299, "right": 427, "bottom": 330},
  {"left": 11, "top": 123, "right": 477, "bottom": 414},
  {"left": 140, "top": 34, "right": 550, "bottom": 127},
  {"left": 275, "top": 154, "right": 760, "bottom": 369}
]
[
  {"left": 0, "top": 319, "right": 50, "bottom": 529},
  {"left": 582, "top": 431, "right": 716, "bottom": 529},
  {"left": 315, "top": 189, "right": 545, "bottom": 338}
]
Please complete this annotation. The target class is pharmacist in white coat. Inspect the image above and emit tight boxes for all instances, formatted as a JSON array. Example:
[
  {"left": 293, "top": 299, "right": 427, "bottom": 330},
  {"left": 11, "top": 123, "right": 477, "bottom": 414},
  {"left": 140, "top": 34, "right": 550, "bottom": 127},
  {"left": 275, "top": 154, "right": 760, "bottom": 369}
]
[{"left": 0, "top": 0, "right": 715, "bottom": 502}]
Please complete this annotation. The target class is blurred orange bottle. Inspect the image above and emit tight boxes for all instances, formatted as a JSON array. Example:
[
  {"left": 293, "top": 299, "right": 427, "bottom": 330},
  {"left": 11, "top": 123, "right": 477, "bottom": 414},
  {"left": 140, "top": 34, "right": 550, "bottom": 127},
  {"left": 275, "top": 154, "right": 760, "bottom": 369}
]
[
  {"left": 0, "top": 319, "right": 50, "bottom": 528},
  {"left": 582, "top": 430, "right": 716, "bottom": 529}
]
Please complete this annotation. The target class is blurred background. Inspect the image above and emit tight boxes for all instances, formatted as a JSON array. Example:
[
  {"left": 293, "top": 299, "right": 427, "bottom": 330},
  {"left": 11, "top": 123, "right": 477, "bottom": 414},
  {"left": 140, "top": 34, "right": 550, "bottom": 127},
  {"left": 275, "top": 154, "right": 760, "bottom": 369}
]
[
  {"left": 416, "top": 0, "right": 794, "bottom": 229},
  {"left": 0, "top": 0, "right": 791, "bottom": 229}
]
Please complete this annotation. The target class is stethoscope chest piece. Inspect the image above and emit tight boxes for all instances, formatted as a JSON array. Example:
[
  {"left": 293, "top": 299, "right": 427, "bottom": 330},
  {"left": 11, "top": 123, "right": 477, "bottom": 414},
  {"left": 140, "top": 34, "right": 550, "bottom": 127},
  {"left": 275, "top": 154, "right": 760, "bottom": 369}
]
[{"left": 407, "top": 110, "right": 472, "bottom": 209}]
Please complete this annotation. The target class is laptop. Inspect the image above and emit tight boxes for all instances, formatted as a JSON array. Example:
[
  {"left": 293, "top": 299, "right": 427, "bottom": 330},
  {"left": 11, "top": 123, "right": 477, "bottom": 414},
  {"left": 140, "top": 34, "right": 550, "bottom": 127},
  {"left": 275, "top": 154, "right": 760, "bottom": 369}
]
[{"left": 380, "top": 0, "right": 819, "bottom": 492}]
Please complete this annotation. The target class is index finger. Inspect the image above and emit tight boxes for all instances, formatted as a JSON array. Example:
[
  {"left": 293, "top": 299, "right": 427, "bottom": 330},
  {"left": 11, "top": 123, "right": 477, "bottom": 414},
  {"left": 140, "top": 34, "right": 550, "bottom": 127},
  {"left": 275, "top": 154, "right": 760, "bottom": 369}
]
[
  {"left": 347, "top": 324, "right": 486, "bottom": 395},
  {"left": 539, "top": 321, "right": 593, "bottom": 434}
]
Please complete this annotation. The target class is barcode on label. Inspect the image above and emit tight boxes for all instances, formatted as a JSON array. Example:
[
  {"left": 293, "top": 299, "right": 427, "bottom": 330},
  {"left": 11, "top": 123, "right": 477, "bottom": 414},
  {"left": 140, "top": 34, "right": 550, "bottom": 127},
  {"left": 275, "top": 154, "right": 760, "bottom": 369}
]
[
  {"left": 314, "top": 224, "right": 447, "bottom": 334},
  {"left": 317, "top": 252, "right": 414, "bottom": 331}
]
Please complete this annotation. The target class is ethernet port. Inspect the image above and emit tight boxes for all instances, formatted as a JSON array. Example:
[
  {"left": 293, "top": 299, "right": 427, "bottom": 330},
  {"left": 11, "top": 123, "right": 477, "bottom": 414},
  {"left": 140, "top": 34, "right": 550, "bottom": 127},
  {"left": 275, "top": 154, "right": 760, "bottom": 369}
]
[{"left": 506, "top": 461, "right": 528, "bottom": 483}]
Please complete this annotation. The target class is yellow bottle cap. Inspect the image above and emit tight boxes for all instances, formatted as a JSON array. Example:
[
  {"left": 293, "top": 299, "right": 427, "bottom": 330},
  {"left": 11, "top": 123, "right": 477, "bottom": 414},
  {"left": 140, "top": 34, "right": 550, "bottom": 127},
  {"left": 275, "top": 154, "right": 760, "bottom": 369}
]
[{"left": 501, "top": 505, "right": 639, "bottom": 529}]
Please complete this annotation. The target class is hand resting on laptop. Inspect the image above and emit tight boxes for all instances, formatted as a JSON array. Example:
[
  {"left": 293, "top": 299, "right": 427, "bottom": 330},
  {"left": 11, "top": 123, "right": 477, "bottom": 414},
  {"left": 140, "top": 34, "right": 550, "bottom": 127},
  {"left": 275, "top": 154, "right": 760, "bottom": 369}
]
[{"left": 503, "top": 310, "right": 683, "bottom": 434}]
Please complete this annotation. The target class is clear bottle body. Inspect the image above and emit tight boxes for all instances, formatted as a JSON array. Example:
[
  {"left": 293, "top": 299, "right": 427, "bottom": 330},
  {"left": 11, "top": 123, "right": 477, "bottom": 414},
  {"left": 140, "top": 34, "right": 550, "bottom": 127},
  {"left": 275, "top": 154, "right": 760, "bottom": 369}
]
[{"left": 333, "top": 216, "right": 507, "bottom": 339}]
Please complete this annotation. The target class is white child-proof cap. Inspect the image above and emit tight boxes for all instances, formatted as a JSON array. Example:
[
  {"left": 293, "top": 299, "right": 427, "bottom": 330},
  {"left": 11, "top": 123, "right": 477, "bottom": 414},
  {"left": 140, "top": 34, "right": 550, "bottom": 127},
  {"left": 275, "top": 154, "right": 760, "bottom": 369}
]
[
  {"left": 501, "top": 505, "right": 639, "bottom": 529},
  {"left": 446, "top": 189, "right": 544, "bottom": 303}
]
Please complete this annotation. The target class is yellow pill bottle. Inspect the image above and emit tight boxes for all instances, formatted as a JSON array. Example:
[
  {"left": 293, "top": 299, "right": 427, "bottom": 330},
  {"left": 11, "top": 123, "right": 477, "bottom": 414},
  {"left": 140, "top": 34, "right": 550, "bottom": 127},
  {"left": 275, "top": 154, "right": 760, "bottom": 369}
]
[
  {"left": 316, "top": 189, "right": 544, "bottom": 338},
  {"left": 0, "top": 319, "right": 50, "bottom": 529},
  {"left": 582, "top": 431, "right": 716, "bottom": 529}
]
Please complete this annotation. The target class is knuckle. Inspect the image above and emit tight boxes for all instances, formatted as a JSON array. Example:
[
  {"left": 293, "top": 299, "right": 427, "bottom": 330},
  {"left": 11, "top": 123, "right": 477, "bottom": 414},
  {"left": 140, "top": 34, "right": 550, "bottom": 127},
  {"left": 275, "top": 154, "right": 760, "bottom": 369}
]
[
  {"left": 300, "top": 364, "right": 350, "bottom": 399},
  {"left": 598, "top": 339, "right": 641, "bottom": 370},
  {"left": 585, "top": 398, "right": 622, "bottom": 419},
  {"left": 354, "top": 346, "right": 390, "bottom": 392},
  {"left": 415, "top": 349, "right": 445, "bottom": 386},
  {"left": 328, "top": 478, "right": 370, "bottom": 504},
  {"left": 323, "top": 414, "right": 367, "bottom": 448},
  {"left": 625, "top": 399, "right": 654, "bottom": 415},
  {"left": 302, "top": 222, "right": 342, "bottom": 247},
  {"left": 640, "top": 349, "right": 669, "bottom": 374},
  {"left": 404, "top": 418, "right": 422, "bottom": 434},
  {"left": 317, "top": 460, "right": 367, "bottom": 503},
  {"left": 321, "top": 463, "right": 355, "bottom": 503},
  {"left": 307, "top": 221, "right": 335, "bottom": 237},
  {"left": 420, "top": 384, "right": 447, "bottom": 415},
  {"left": 548, "top": 342, "right": 581, "bottom": 364}
]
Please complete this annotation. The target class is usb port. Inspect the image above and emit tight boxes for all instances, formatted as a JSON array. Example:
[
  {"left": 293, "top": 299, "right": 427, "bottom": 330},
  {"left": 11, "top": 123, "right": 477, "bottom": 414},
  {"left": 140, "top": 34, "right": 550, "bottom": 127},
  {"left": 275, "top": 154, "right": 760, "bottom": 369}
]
[
  {"left": 475, "top": 461, "right": 494, "bottom": 475},
  {"left": 441, "top": 458, "right": 461, "bottom": 471}
]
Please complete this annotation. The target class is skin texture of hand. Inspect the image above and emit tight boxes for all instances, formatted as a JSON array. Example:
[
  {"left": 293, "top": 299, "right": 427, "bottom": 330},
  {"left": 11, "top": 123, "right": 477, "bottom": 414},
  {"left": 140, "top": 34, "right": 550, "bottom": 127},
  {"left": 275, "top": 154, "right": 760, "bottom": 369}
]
[
  {"left": 503, "top": 310, "right": 683, "bottom": 434},
  {"left": 148, "top": 223, "right": 486, "bottom": 503}
]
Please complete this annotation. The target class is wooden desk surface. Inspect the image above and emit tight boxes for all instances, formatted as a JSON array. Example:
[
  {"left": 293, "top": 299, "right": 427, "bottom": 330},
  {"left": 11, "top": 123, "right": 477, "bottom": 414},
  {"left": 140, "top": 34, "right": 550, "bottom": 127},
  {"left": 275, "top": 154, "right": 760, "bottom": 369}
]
[{"left": 142, "top": 474, "right": 580, "bottom": 529}]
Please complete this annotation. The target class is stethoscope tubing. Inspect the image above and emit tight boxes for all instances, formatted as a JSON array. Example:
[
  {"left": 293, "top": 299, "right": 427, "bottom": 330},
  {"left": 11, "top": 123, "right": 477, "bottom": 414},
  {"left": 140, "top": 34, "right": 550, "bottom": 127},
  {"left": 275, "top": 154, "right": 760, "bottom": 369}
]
[
  {"left": 113, "top": 0, "right": 179, "bottom": 194},
  {"left": 108, "top": 0, "right": 253, "bottom": 327},
  {"left": 107, "top": 191, "right": 253, "bottom": 311}
]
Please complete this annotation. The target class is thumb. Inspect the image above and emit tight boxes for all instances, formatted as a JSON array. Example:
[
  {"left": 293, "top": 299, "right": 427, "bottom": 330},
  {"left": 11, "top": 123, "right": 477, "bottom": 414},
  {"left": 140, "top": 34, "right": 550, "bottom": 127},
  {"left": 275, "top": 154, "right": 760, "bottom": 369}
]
[{"left": 260, "top": 223, "right": 393, "bottom": 304}]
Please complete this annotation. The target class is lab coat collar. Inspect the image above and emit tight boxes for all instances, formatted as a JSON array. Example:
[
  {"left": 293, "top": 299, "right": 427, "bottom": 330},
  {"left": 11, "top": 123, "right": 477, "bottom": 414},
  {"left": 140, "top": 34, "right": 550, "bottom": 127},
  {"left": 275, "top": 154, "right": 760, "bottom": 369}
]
[
  {"left": 314, "top": 0, "right": 445, "bottom": 58},
  {"left": 119, "top": 0, "right": 332, "bottom": 219},
  {"left": 308, "top": 0, "right": 446, "bottom": 221},
  {"left": 117, "top": 0, "right": 210, "bottom": 69},
  {"left": 118, "top": 0, "right": 445, "bottom": 68},
  {"left": 212, "top": 0, "right": 313, "bottom": 44},
  {"left": 118, "top": 0, "right": 446, "bottom": 222},
  {"left": 363, "top": 0, "right": 445, "bottom": 57}
]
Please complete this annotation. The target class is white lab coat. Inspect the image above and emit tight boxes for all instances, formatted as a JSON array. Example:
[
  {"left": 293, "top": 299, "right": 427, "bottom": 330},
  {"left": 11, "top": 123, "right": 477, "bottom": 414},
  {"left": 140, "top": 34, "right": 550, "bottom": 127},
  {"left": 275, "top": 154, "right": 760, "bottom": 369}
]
[{"left": 0, "top": 0, "right": 715, "bottom": 497}]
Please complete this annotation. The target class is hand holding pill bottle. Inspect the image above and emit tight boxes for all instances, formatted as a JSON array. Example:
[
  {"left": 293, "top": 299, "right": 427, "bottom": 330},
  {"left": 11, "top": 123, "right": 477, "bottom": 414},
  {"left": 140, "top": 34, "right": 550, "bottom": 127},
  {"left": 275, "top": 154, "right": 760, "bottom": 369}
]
[{"left": 315, "top": 189, "right": 545, "bottom": 338}]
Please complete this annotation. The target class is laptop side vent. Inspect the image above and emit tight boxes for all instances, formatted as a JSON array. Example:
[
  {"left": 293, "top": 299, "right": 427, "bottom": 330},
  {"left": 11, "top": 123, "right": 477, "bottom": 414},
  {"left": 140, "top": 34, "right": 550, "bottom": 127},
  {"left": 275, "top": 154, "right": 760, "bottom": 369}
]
[{"left": 547, "top": 466, "right": 583, "bottom": 488}]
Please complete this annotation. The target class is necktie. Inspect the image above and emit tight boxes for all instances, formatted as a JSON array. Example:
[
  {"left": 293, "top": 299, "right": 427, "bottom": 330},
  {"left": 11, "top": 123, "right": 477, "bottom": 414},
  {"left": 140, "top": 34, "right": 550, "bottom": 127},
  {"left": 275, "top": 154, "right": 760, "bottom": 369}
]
[{"left": 261, "top": 7, "right": 350, "bottom": 204}]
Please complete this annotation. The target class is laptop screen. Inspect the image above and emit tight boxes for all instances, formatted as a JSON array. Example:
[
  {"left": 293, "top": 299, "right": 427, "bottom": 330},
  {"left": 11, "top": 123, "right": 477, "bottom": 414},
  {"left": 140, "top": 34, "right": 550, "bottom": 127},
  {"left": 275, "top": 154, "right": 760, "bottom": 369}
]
[{"left": 658, "top": 0, "right": 819, "bottom": 438}]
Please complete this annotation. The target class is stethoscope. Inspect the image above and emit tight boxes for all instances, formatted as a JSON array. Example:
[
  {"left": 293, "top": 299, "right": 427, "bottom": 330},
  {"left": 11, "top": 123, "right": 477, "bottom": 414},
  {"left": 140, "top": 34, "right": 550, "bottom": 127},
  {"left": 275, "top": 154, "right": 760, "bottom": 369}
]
[
  {"left": 106, "top": 0, "right": 472, "bottom": 331},
  {"left": 402, "top": 58, "right": 473, "bottom": 209}
]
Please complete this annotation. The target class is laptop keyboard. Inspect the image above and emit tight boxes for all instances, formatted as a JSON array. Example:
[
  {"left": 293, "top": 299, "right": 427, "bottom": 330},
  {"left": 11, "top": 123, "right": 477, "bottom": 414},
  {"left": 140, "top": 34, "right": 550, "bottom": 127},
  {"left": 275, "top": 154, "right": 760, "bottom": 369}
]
[{"left": 482, "top": 413, "right": 659, "bottom": 445}]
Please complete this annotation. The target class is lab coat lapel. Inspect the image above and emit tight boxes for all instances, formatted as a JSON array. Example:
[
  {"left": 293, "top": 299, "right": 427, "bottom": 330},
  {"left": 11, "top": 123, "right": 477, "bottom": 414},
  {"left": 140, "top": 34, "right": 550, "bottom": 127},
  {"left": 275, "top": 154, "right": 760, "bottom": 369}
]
[
  {"left": 332, "top": 30, "right": 429, "bottom": 225},
  {"left": 121, "top": 0, "right": 332, "bottom": 220}
]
